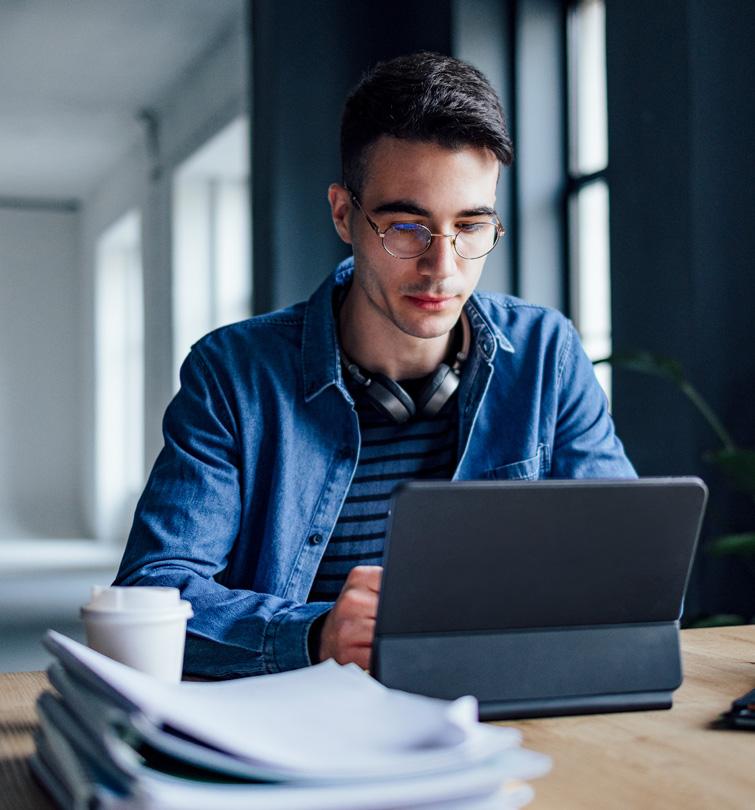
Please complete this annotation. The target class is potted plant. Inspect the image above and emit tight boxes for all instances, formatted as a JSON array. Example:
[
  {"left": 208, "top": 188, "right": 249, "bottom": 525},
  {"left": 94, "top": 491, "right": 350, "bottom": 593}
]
[{"left": 594, "top": 351, "right": 755, "bottom": 625}]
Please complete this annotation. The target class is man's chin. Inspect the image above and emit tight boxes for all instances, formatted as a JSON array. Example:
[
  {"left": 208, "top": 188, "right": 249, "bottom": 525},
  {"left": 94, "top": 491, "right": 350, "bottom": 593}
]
[{"left": 395, "top": 308, "right": 462, "bottom": 341}]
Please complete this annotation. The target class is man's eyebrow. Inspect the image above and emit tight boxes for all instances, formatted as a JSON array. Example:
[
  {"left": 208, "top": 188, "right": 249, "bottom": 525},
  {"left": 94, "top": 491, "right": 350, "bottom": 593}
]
[
  {"left": 458, "top": 206, "right": 498, "bottom": 218},
  {"left": 372, "top": 200, "right": 430, "bottom": 217},
  {"left": 371, "top": 200, "right": 498, "bottom": 218}
]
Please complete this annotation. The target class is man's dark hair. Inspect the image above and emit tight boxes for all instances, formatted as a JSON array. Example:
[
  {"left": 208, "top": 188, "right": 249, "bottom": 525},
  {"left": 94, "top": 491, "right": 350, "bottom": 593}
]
[{"left": 341, "top": 51, "right": 513, "bottom": 194}]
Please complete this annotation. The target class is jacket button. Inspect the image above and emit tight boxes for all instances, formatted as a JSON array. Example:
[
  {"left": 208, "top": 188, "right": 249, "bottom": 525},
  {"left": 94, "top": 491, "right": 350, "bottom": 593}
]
[{"left": 309, "top": 533, "right": 323, "bottom": 545}]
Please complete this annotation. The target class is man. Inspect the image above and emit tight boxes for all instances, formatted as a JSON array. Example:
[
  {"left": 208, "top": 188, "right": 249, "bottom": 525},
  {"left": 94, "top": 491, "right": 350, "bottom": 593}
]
[{"left": 115, "top": 52, "right": 635, "bottom": 678}]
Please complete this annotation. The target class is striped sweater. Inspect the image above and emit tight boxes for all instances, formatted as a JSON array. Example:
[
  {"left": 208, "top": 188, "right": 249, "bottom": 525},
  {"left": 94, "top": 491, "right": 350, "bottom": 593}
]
[{"left": 308, "top": 375, "right": 458, "bottom": 602}]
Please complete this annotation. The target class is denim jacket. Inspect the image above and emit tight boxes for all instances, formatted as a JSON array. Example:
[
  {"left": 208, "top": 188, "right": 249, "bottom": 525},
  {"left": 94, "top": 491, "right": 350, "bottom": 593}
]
[{"left": 115, "top": 258, "right": 636, "bottom": 677}]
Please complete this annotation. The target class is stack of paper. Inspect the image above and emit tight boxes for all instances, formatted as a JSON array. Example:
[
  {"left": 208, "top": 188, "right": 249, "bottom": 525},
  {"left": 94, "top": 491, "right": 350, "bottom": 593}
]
[{"left": 32, "top": 630, "right": 551, "bottom": 809}]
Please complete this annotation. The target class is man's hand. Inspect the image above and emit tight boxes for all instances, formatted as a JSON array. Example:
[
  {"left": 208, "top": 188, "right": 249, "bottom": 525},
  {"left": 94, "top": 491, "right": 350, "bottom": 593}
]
[{"left": 318, "top": 565, "right": 382, "bottom": 669}]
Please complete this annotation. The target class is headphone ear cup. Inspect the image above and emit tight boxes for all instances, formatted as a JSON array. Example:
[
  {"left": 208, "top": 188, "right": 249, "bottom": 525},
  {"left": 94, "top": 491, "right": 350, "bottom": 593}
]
[
  {"left": 367, "top": 374, "right": 416, "bottom": 424},
  {"left": 415, "top": 363, "right": 460, "bottom": 417}
]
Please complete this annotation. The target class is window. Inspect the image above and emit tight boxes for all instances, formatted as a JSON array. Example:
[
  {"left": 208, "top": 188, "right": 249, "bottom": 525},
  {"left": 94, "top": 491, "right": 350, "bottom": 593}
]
[
  {"left": 172, "top": 116, "right": 251, "bottom": 390},
  {"left": 95, "top": 210, "right": 144, "bottom": 543},
  {"left": 567, "top": 0, "right": 612, "bottom": 399}
]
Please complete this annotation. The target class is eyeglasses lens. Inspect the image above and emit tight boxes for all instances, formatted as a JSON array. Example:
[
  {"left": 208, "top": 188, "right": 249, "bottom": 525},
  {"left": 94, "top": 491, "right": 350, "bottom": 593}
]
[
  {"left": 383, "top": 224, "right": 431, "bottom": 258},
  {"left": 455, "top": 223, "right": 499, "bottom": 259}
]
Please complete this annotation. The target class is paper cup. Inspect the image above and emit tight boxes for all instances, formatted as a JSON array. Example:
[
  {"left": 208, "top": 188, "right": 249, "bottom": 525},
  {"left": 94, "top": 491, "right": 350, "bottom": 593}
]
[{"left": 81, "top": 586, "right": 193, "bottom": 682}]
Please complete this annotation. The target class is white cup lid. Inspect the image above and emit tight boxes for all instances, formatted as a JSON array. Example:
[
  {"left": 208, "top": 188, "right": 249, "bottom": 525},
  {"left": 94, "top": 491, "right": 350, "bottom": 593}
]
[{"left": 82, "top": 586, "right": 192, "bottom": 616}]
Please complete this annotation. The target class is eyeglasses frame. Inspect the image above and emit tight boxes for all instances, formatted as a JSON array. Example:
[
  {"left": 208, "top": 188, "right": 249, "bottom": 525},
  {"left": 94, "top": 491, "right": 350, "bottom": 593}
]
[{"left": 347, "top": 190, "right": 505, "bottom": 261}]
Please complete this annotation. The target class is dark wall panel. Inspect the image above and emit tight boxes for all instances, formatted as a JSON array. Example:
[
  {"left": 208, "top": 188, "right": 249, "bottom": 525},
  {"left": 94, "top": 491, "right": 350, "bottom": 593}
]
[
  {"left": 250, "top": 0, "right": 754, "bottom": 620},
  {"left": 608, "top": 0, "right": 755, "bottom": 620},
  {"left": 251, "top": 0, "right": 453, "bottom": 312},
  {"left": 687, "top": 1, "right": 755, "bottom": 620}
]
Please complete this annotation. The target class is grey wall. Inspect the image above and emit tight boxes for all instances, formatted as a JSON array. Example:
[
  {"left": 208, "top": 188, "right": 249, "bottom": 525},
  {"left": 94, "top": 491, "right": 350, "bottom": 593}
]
[
  {"left": 453, "top": 0, "right": 514, "bottom": 296},
  {"left": 0, "top": 206, "right": 84, "bottom": 538},
  {"left": 251, "top": 0, "right": 455, "bottom": 312},
  {"left": 607, "top": 0, "right": 755, "bottom": 620},
  {"left": 515, "top": 0, "right": 565, "bottom": 309}
]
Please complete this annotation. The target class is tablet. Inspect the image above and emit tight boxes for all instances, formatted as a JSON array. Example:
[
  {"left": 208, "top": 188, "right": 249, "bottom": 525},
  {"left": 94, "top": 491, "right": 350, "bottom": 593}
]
[{"left": 372, "top": 477, "right": 708, "bottom": 719}]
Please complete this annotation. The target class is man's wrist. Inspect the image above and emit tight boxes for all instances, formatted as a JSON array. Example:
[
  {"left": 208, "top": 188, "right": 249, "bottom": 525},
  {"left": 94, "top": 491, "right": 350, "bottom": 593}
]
[{"left": 307, "top": 611, "right": 329, "bottom": 663}]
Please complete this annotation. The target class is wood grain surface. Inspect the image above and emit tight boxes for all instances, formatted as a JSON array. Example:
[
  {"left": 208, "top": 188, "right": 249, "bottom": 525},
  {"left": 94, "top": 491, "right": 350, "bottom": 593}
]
[
  {"left": 1, "top": 626, "right": 753, "bottom": 809},
  {"left": 0, "top": 671, "right": 53, "bottom": 810},
  {"left": 514, "top": 626, "right": 755, "bottom": 809}
]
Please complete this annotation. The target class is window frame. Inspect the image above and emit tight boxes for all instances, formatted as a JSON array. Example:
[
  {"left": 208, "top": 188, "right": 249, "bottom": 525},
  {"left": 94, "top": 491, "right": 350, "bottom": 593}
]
[{"left": 564, "top": 0, "right": 613, "bottom": 399}]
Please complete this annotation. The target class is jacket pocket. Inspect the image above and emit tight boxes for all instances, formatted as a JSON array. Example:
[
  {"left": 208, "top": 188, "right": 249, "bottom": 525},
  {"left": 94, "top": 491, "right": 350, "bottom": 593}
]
[{"left": 481, "top": 445, "right": 547, "bottom": 481}]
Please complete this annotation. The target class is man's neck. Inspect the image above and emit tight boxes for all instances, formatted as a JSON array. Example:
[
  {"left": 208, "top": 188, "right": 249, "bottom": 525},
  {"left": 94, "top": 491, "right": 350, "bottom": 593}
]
[{"left": 338, "top": 288, "right": 453, "bottom": 380}]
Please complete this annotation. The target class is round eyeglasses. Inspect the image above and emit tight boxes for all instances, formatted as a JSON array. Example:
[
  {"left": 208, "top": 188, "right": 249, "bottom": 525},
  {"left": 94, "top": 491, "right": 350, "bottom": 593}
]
[{"left": 349, "top": 193, "right": 505, "bottom": 260}]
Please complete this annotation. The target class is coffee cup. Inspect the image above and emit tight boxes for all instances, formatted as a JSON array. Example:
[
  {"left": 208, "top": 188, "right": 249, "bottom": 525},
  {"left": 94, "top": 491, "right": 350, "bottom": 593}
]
[{"left": 81, "top": 586, "right": 193, "bottom": 682}]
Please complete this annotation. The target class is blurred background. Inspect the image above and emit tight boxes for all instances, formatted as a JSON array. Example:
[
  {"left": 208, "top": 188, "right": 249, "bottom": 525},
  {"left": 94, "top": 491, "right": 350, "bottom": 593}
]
[{"left": 1, "top": 0, "right": 753, "bottom": 670}]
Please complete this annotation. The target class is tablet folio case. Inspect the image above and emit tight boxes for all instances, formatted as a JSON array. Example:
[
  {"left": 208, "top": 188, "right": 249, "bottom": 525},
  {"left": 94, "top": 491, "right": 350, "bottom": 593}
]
[{"left": 372, "top": 479, "right": 708, "bottom": 720}]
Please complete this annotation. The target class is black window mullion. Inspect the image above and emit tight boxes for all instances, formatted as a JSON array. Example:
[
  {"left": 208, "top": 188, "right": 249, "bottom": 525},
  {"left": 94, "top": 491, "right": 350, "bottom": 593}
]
[{"left": 567, "top": 167, "right": 608, "bottom": 194}]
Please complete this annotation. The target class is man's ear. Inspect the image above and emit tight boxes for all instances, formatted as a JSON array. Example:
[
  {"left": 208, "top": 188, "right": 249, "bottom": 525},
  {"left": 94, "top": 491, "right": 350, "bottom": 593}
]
[{"left": 328, "top": 184, "right": 353, "bottom": 245}]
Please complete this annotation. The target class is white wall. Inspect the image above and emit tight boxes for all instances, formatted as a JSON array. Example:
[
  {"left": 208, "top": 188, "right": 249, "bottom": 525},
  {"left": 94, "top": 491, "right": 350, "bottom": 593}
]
[
  {"left": 0, "top": 207, "right": 84, "bottom": 539},
  {"left": 0, "top": 21, "right": 247, "bottom": 545},
  {"left": 79, "top": 20, "right": 247, "bottom": 536},
  {"left": 0, "top": 18, "right": 247, "bottom": 670}
]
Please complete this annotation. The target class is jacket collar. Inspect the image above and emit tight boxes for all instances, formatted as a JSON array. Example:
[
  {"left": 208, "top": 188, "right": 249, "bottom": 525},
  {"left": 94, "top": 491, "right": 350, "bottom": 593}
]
[
  {"left": 301, "top": 256, "right": 514, "bottom": 402},
  {"left": 301, "top": 258, "right": 352, "bottom": 401}
]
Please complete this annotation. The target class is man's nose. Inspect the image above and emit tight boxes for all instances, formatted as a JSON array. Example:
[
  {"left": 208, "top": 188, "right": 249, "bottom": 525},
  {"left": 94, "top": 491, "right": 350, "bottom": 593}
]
[{"left": 417, "top": 233, "right": 458, "bottom": 278}]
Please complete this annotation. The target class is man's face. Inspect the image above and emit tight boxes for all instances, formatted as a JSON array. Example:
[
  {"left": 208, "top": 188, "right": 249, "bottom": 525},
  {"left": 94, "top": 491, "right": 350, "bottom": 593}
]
[{"left": 332, "top": 137, "right": 500, "bottom": 343}]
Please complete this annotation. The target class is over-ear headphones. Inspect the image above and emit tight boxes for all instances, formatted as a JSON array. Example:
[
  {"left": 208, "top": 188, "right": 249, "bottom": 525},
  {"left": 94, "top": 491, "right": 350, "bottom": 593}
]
[{"left": 340, "top": 312, "right": 471, "bottom": 424}]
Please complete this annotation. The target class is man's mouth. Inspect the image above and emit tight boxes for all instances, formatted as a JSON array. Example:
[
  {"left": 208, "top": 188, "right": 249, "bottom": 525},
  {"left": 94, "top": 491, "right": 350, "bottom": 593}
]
[{"left": 404, "top": 294, "right": 457, "bottom": 311}]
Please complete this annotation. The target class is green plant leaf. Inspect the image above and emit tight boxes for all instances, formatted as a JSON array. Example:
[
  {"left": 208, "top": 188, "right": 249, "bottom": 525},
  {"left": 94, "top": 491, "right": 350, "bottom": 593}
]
[
  {"left": 593, "top": 351, "right": 685, "bottom": 384},
  {"left": 705, "top": 448, "right": 755, "bottom": 496},
  {"left": 594, "top": 350, "right": 737, "bottom": 449},
  {"left": 706, "top": 532, "right": 755, "bottom": 556}
]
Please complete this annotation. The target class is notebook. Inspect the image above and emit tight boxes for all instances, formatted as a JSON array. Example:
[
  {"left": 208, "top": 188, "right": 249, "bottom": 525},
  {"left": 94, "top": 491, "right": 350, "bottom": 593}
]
[{"left": 371, "top": 477, "right": 708, "bottom": 720}]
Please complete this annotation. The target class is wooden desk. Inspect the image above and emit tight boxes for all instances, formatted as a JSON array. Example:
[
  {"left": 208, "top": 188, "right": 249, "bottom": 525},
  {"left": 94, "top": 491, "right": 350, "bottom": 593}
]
[
  {"left": 515, "top": 626, "right": 755, "bottom": 809},
  {"left": 1, "top": 627, "right": 753, "bottom": 809}
]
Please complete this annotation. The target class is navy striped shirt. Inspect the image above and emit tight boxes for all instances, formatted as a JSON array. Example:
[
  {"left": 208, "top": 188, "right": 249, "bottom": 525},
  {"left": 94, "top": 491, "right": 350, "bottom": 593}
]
[{"left": 308, "top": 377, "right": 458, "bottom": 603}]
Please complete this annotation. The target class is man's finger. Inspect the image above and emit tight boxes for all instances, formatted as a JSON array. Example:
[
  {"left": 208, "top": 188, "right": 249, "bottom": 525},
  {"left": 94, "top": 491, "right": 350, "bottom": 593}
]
[
  {"left": 337, "top": 586, "right": 379, "bottom": 615},
  {"left": 346, "top": 565, "right": 383, "bottom": 593}
]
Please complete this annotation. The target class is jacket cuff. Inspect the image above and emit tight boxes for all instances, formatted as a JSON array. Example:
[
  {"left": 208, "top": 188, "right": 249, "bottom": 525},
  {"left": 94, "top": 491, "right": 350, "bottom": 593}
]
[{"left": 263, "top": 601, "right": 333, "bottom": 673}]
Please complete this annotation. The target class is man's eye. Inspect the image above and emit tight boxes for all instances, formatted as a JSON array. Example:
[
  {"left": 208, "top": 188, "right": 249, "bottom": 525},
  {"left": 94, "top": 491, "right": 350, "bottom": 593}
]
[
  {"left": 458, "top": 223, "right": 487, "bottom": 233},
  {"left": 391, "top": 223, "right": 423, "bottom": 232}
]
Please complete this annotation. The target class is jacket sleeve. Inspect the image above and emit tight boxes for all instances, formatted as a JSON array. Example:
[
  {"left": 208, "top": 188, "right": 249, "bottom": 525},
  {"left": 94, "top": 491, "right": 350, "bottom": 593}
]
[
  {"left": 113, "top": 346, "right": 330, "bottom": 678},
  {"left": 550, "top": 322, "right": 637, "bottom": 479}
]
